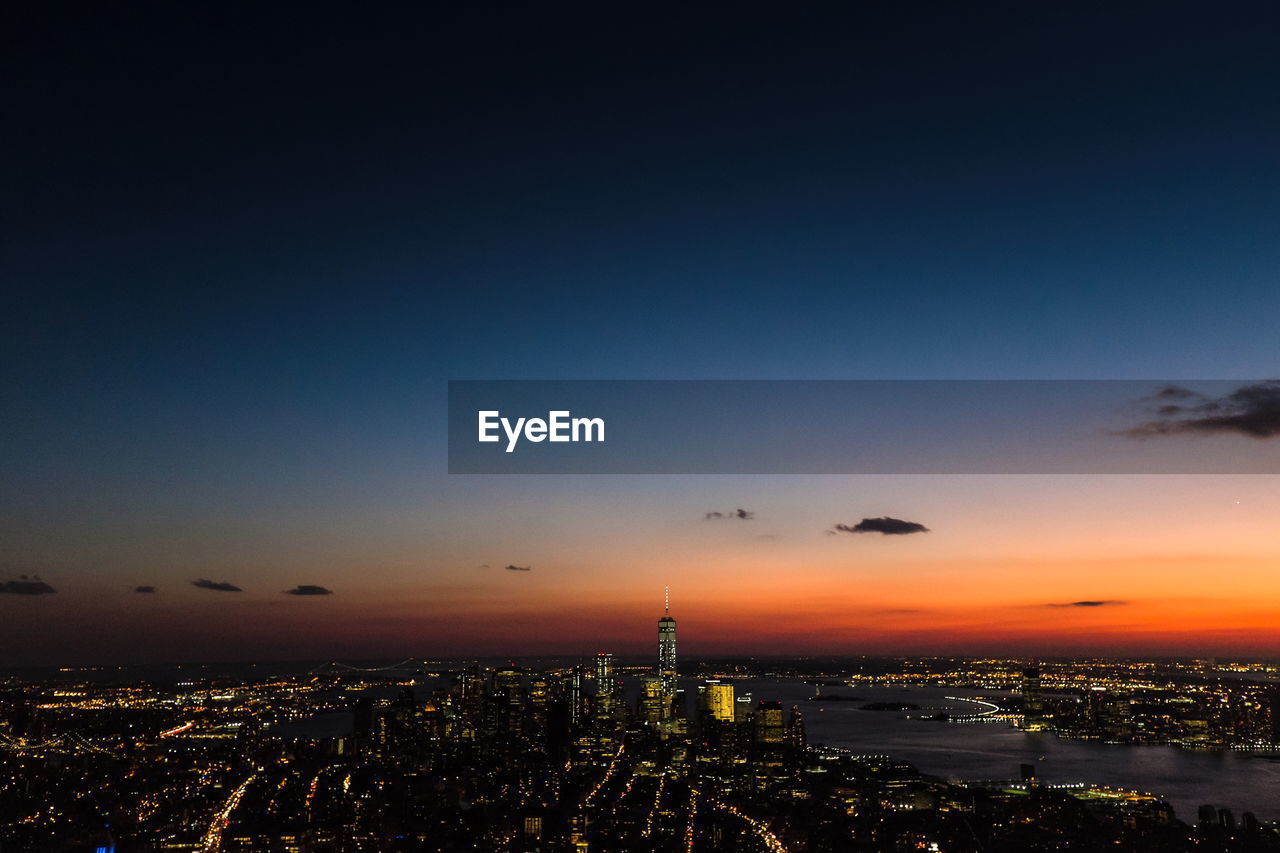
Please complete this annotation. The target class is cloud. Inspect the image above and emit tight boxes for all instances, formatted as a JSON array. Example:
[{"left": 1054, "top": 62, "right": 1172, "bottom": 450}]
[
  {"left": 1122, "top": 381, "right": 1280, "bottom": 439},
  {"left": 1045, "top": 600, "right": 1126, "bottom": 608},
  {"left": 831, "top": 517, "right": 930, "bottom": 535},
  {"left": 192, "top": 578, "right": 242, "bottom": 592},
  {"left": 705, "top": 508, "right": 754, "bottom": 520},
  {"left": 504, "top": 564, "right": 532, "bottom": 572},
  {"left": 1153, "top": 385, "right": 1198, "bottom": 400},
  {"left": 133, "top": 585, "right": 157, "bottom": 594},
  {"left": 284, "top": 584, "right": 333, "bottom": 596},
  {"left": 1, "top": 575, "right": 56, "bottom": 595}
]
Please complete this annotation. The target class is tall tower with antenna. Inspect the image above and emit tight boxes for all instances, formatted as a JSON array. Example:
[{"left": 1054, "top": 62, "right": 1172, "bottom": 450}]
[{"left": 658, "top": 586, "right": 678, "bottom": 707}]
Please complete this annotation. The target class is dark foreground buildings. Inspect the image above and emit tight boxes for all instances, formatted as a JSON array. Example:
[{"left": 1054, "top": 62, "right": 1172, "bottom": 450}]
[{"left": 2, "top": 603, "right": 1279, "bottom": 851}]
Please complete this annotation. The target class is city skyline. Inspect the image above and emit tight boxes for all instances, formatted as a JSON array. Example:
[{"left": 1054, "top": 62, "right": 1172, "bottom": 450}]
[{"left": 5, "top": 591, "right": 1279, "bottom": 850}]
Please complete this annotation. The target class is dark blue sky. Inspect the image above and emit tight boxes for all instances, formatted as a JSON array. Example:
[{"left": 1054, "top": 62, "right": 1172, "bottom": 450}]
[
  {"left": 3, "top": 3, "right": 1280, "bottom": 661},
  {"left": 9, "top": 4, "right": 1280, "bottom": 376},
  {"left": 9, "top": 4, "right": 1279, "bottom": 471}
]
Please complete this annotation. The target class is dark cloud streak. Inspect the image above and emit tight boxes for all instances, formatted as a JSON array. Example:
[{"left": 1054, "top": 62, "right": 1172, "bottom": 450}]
[
  {"left": 192, "top": 578, "right": 242, "bottom": 592},
  {"left": 284, "top": 584, "right": 333, "bottom": 596},
  {"left": 1, "top": 576, "right": 56, "bottom": 595},
  {"left": 1123, "top": 381, "right": 1280, "bottom": 439},
  {"left": 705, "top": 509, "right": 754, "bottom": 520},
  {"left": 1153, "top": 385, "right": 1198, "bottom": 400},
  {"left": 831, "top": 517, "right": 930, "bottom": 535},
  {"left": 1045, "top": 600, "right": 1126, "bottom": 608}
]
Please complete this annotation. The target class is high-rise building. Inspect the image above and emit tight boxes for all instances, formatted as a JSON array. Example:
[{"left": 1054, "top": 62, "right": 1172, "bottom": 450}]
[
  {"left": 595, "top": 652, "right": 615, "bottom": 712},
  {"left": 1021, "top": 662, "right": 1047, "bottom": 732},
  {"left": 753, "top": 700, "right": 786, "bottom": 769},
  {"left": 494, "top": 668, "right": 524, "bottom": 735},
  {"left": 704, "top": 680, "right": 735, "bottom": 722},
  {"left": 1086, "top": 686, "right": 1132, "bottom": 739},
  {"left": 658, "top": 587, "right": 677, "bottom": 702},
  {"left": 754, "top": 700, "right": 785, "bottom": 744},
  {"left": 639, "top": 676, "right": 664, "bottom": 724},
  {"left": 568, "top": 665, "right": 585, "bottom": 724},
  {"left": 785, "top": 704, "right": 806, "bottom": 749}
]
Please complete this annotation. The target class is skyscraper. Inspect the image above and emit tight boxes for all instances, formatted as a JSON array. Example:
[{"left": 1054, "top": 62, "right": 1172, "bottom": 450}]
[
  {"left": 658, "top": 587, "right": 677, "bottom": 701},
  {"left": 568, "top": 664, "right": 585, "bottom": 724},
  {"left": 639, "top": 676, "right": 664, "bottom": 725},
  {"left": 703, "top": 680, "right": 735, "bottom": 723},
  {"left": 595, "top": 652, "right": 615, "bottom": 713},
  {"left": 785, "top": 705, "right": 807, "bottom": 750},
  {"left": 1022, "top": 661, "right": 1046, "bottom": 732},
  {"left": 754, "top": 700, "right": 785, "bottom": 744},
  {"left": 753, "top": 700, "right": 786, "bottom": 768}
]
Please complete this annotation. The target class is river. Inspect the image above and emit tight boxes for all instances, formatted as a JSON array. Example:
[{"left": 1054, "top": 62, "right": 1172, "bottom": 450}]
[{"left": 703, "top": 679, "right": 1280, "bottom": 823}]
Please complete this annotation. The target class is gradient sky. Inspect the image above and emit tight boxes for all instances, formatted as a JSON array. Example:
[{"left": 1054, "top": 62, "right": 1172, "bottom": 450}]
[{"left": 3, "top": 3, "right": 1279, "bottom": 664}]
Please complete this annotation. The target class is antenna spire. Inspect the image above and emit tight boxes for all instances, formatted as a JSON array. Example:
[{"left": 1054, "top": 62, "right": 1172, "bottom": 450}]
[{"left": 664, "top": 585, "right": 669, "bottom": 615}]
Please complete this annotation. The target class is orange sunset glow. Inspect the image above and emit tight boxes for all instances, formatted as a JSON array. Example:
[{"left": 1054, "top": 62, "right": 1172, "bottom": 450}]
[{"left": 5, "top": 473, "right": 1276, "bottom": 663}]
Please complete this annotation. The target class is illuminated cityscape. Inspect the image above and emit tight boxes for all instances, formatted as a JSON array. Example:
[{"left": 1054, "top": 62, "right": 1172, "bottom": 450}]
[
  {"left": 3, "top": 596, "right": 1280, "bottom": 851},
  {"left": 6, "top": 6, "right": 1280, "bottom": 851}
]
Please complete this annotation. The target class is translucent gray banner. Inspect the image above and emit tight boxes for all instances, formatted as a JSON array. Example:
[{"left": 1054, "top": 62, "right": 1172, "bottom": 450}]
[{"left": 447, "top": 380, "right": 1280, "bottom": 474}]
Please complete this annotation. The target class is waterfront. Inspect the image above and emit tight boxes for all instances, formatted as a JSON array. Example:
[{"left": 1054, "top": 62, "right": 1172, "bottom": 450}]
[{"left": 727, "top": 680, "right": 1280, "bottom": 823}]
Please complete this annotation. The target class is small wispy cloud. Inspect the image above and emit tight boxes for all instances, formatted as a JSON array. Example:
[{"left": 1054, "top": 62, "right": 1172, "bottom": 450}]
[
  {"left": 133, "top": 585, "right": 157, "bottom": 594},
  {"left": 705, "top": 509, "right": 754, "bottom": 520},
  {"left": 192, "top": 578, "right": 242, "bottom": 592},
  {"left": 504, "top": 564, "right": 532, "bottom": 572},
  {"left": 284, "top": 584, "right": 333, "bottom": 596},
  {"left": 1153, "top": 385, "right": 1198, "bottom": 400},
  {"left": 1, "top": 575, "right": 55, "bottom": 595},
  {"left": 1121, "top": 381, "right": 1280, "bottom": 439},
  {"left": 831, "top": 517, "right": 930, "bottom": 536},
  {"left": 1045, "top": 600, "right": 1126, "bottom": 608}
]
